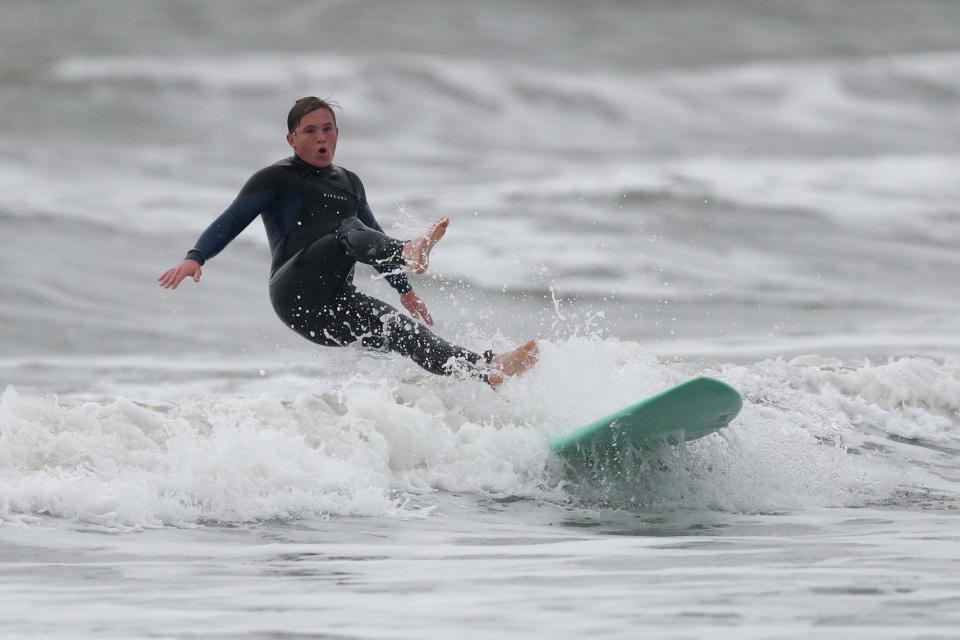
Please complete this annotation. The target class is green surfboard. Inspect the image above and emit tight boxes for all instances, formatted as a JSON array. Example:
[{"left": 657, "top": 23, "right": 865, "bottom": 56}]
[{"left": 550, "top": 376, "right": 742, "bottom": 469}]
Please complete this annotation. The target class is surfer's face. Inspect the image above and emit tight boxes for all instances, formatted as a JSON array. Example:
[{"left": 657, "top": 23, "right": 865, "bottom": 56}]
[{"left": 287, "top": 108, "right": 338, "bottom": 168}]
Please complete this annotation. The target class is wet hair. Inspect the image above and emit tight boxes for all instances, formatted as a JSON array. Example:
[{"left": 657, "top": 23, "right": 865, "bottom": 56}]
[{"left": 287, "top": 96, "right": 339, "bottom": 133}]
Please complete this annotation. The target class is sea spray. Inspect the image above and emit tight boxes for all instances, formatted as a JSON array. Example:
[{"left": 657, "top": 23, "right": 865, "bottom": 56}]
[{"left": 3, "top": 342, "right": 957, "bottom": 529}]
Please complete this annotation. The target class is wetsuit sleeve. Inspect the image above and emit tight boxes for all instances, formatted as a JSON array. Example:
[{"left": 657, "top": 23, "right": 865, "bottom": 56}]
[
  {"left": 185, "top": 171, "right": 278, "bottom": 265},
  {"left": 351, "top": 175, "right": 413, "bottom": 295}
]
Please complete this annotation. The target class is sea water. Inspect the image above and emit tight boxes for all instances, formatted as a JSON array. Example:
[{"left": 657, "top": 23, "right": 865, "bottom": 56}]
[{"left": 1, "top": 1, "right": 959, "bottom": 638}]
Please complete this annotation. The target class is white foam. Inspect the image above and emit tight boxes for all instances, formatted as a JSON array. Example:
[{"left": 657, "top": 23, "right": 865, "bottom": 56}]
[{"left": 2, "top": 339, "right": 956, "bottom": 529}]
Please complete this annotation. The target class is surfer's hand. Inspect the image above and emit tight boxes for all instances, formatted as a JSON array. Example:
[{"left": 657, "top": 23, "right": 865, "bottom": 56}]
[
  {"left": 400, "top": 290, "right": 433, "bottom": 326},
  {"left": 158, "top": 259, "right": 202, "bottom": 289}
]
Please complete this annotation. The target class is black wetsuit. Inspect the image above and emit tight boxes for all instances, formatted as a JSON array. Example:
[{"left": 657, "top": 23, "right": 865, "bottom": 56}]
[{"left": 186, "top": 155, "right": 490, "bottom": 379}]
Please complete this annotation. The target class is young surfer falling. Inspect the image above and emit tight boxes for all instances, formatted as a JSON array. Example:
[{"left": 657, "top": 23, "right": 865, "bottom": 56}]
[{"left": 158, "top": 97, "right": 538, "bottom": 386}]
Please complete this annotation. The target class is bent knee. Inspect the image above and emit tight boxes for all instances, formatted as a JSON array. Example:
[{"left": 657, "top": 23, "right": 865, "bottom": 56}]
[{"left": 336, "top": 216, "right": 367, "bottom": 237}]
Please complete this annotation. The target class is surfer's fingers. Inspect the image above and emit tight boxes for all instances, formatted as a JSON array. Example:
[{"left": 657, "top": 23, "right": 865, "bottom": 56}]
[
  {"left": 192, "top": 265, "right": 202, "bottom": 282},
  {"left": 419, "top": 306, "right": 433, "bottom": 326},
  {"left": 170, "top": 268, "right": 188, "bottom": 289},
  {"left": 410, "top": 300, "right": 432, "bottom": 325},
  {"left": 159, "top": 268, "right": 177, "bottom": 288}
]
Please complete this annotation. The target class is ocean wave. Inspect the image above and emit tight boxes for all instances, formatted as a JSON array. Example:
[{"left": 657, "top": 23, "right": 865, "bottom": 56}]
[
  {"left": 53, "top": 52, "right": 358, "bottom": 89},
  {"left": 419, "top": 153, "right": 960, "bottom": 227},
  {"left": 2, "top": 339, "right": 956, "bottom": 530},
  {"left": 5, "top": 150, "right": 957, "bottom": 235},
  {"left": 51, "top": 49, "right": 960, "bottom": 138},
  {"left": 3, "top": 143, "right": 956, "bottom": 309},
  {"left": 9, "top": 47, "right": 955, "bottom": 316}
]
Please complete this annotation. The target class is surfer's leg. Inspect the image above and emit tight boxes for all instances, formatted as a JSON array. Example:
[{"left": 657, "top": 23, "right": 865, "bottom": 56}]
[
  {"left": 268, "top": 232, "right": 357, "bottom": 341},
  {"left": 337, "top": 216, "right": 448, "bottom": 274},
  {"left": 324, "top": 287, "right": 495, "bottom": 379},
  {"left": 336, "top": 217, "right": 406, "bottom": 267},
  {"left": 487, "top": 340, "right": 540, "bottom": 386},
  {"left": 269, "top": 233, "right": 538, "bottom": 383}
]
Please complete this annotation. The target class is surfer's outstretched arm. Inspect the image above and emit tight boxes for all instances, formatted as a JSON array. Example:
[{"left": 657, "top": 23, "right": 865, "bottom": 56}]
[{"left": 158, "top": 183, "right": 275, "bottom": 290}]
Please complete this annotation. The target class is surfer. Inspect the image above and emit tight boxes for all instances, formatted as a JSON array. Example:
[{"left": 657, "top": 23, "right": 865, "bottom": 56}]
[{"left": 158, "top": 97, "right": 538, "bottom": 386}]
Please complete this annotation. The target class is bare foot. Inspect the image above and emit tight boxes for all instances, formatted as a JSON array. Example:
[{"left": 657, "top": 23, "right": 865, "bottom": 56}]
[
  {"left": 402, "top": 216, "right": 449, "bottom": 275},
  {"left": 488, "top": 339, "right": 539, "bottom": 386}
]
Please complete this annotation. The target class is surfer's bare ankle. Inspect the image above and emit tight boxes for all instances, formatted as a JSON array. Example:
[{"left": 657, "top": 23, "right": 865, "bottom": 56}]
[
  {"left": 402, "top": 216, "right": 449, "bottom": 275},
  {"left": 488, "top": 339, "right": 539, "bottom": 386}
]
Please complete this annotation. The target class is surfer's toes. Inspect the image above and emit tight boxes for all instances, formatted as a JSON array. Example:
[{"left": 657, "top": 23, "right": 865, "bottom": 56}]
[
  {"left": 429, "top": 216, "right": 449, "bottom": 245},
  {"left": 488, "top": 339, "right": 539, "bottom": 386}
]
